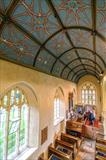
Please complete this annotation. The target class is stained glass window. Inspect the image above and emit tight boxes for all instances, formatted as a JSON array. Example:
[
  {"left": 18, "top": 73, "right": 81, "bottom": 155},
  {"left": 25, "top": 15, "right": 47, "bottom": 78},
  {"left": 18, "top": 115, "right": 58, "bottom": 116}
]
[
  {"left": 81, "top": 83, "right": 96, "bottom": 105},
  {"left": 0, "top": 88, "right": 29, "bottom": 160}
]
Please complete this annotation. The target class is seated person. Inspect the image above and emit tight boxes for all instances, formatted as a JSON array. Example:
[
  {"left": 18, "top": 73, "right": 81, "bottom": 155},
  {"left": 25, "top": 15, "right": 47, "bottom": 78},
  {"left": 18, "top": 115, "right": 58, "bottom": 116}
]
[{"left": 88, "top": 111, "right": 95, "bottom": 125}]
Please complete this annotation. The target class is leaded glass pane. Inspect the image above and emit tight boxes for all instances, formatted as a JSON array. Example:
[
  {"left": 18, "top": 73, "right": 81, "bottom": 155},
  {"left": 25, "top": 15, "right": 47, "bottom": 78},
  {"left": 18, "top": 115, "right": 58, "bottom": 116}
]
[
  {"left": 9, "top": 106, "right": 19, "bottom": 121},
  {"left": 81, "top": 83, "right": 96, "bottom": 105},
  {"left": 10, "top": 90, "right": 15, "bottom": 105},
  {"left": 0, "top": 108, "right": 6, "bottom": 160},
  {"left": 3, "top": 95, "right": 8, "bottom": 106},
  {"left": 0, "top": 87, "right": 29, "bottom": 159},
  {"left": 19, "top": 104, "right": 28, "bottom": 148},
  {"left": 54, "top": 98, "right": 60, "bottom": 122},
  {"left": 8, "top": 106, "right": 20, "bottom": 158},
  {"left": 8, "top": 132, "right": 16, "bottom": 156},
  {"left": 54, "top": 99, "right": 57, "bottom": 120},
  {"left": 9, "top": 120, "right": 20, "bottom": 134}
]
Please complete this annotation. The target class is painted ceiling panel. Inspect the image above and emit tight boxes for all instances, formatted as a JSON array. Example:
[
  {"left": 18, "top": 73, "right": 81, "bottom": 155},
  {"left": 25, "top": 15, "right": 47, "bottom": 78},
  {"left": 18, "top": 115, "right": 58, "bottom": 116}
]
[
  {"left": 0, "top": 0, "right": 105, "bottom": 82},
  {"left": 84, "top": 66, "right": 97, "bottom": 73},
  {"left": 97, "top": 0, "right": 106, "bottom": 38},
  {"left": 77, "top": 49, "right": 94, "bottom": 59},
  {"left": 35, "top": 49, "right": 55, "bottom": 73},
  {"left": 52, "top": 60, "right": 65, "bottom": 76},
  {"left": 0, "top": 0, "right": 12, "bottom": 11},
  {"left": 12, "top": 0, "right": 61, "bottom": 43},
  {"left": 85, "top": 65, "right": 100, "bottom": 74},
  {"left": 72, "top": 71, "right": 87, "bottom": 81},
  {"left": 81, "top": 59, "right": 94, "bottom": 67},
  {"left": 60, "top": 49, "right": 77, "bottom": 64},
  {"left": 73, "top": 66, "right": 84, "bottom": 72},
  {"left": 52, "top": 0, "right": 92, "bottom": 27},
  {"left": 68, "top": 72, "right": 75, "bottom": 81},
  {"left": 68, "top": 29, "right": 93, "bottom": 50},
  {"left": 61, "top": 67, "right": 70, "bottom": 79},
  {"left": 72, "top": 70, "right": 99, "bottom": 81},
  {"left": 0, "top": 24, "right": 40, "bottom": 65},
  {"left": 96, "top": 37, "right": 106, "bottom": 63},
  {"left": 0, "top": 43, "right": 34, "bottom": 65},
  {"left": 68, "top": 59, "right": 81, "bottom": 68},
  {"left": 45, "top": 31, "right": 71, "bottom": 57},
  {"left": 96, "top": 56, "right": 105, "bottom": 71}
]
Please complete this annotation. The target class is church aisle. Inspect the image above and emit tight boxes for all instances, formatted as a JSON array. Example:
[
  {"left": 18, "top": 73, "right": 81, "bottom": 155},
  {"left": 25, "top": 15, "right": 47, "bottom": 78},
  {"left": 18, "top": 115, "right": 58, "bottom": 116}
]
[{"left": 75, "top": 138, "right": 95, "bottom": 160}]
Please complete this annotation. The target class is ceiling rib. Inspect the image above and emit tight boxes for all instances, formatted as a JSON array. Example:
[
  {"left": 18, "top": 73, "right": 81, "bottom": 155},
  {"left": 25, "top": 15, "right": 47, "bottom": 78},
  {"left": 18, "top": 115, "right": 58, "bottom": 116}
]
[
  {"left": 66, "top": 58, "right": 102, "bottom": 80},
  {"left": 32, "top": 29, "right": 63, "bottom": 67},
  {"left": 92, "top": 0, "right": 97, "bottom": 77},
  {"left": 68, "top": 66, "right": 100, "bottom": 81},
  {"left": 61, "top": 63, "right": 100, "bottom": 78},
  {"left": 60, "top": 48, "right": 105, "bottom": 77},
  {"left": 32, "top": 26, "right": 106, "bottom": 65},
  {"left": 57, "top": 47, "right": 105, "bottom": 67},
  {"left": 73, "top": 69, "right": 99, "bottom": 80},
  {"left": 0, "top": 0, "right": 20, "bottom": 37},
  {"left": 75, "top": 72, "right": 99, "bottom": 83},
  {"left": 5, "top": 0, "right": 20, "bottom": 15},
  {"left": 0, "top": 10, "right": 6, "bottom": 36},
  {"left": 65, "top": 57, "right": 102, "bottom": 75},
  {"left": 46, "top": 0, "right": 88, "bottom": 75},
  {"left": 10, "top": 19, "right": 75, "bottom": 75},
  {"left": 71, "top": 69, "right": 99, "bottom": 81},
  {"left": 0, "top": 21, "right": 4, "bottom": 35},
  {"left": 66, "top": 26, "right": 106, "bottom": 42},
  {"left": 32, "top": 26, "right": 106, "bottom": 52}
]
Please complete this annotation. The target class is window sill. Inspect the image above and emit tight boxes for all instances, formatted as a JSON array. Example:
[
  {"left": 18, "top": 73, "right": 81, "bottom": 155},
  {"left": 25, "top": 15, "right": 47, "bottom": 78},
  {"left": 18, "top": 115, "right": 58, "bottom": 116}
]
[
  {"left": 54, "top": 117, "right": 64, "bottom": 126},
  {"left": 15, "top": 147, "right": 37, "bottom": 160}
]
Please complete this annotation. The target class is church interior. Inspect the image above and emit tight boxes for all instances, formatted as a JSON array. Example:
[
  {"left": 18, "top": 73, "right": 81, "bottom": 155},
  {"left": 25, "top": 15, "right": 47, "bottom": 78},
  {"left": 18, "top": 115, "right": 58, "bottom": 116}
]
[{"left": 0, "top": 0, "right": 106, "bottom": 160}]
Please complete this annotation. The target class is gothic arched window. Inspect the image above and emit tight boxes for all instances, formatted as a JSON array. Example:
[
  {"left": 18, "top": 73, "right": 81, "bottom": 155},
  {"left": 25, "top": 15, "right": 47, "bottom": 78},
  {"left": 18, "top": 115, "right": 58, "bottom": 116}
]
[
  {"left": 81, "top": 83, "right": 96, "bottom": 105},
  {"left": 53, "top": 87, "right": 65, "bottom": 125},
  {"left": 0, "top": 88, "right": 29, "bottom": 160}
]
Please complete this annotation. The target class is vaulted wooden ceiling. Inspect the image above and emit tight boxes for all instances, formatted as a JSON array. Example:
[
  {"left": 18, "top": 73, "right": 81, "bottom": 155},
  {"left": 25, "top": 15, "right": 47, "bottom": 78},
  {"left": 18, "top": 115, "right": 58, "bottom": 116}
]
[{"left": 0, "top": 0, "right": 106, "bottom": 82}]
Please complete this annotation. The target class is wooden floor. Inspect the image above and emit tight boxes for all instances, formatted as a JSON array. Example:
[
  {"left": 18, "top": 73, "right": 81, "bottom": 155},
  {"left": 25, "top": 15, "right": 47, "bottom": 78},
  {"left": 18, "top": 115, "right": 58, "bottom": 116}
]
[{"left": 75, "top": 138, "right": 96, "bottom": 160}]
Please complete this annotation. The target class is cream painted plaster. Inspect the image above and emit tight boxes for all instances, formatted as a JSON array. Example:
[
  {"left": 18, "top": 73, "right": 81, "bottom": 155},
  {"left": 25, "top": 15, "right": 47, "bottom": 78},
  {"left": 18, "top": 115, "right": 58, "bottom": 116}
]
[
  {"left": 101, "top": 75, "right": 106, "bottom": 135},
  {"left": 77, "top": 75, "right": 101, "bottom": 117},
  {"left": 0, "top": 59, "right": 77, "bottom": 160}
]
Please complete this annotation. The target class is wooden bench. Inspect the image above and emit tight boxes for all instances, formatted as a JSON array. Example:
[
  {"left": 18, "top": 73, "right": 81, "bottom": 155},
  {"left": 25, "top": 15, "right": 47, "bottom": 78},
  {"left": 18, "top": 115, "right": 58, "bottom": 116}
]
[
  {"left": 61, "top": 132, "right": 81, "bottom": 148},
  {"left": 96, "top": 134, "right": 106, "bottom": 145},
  {"left": 66, "top": 120, "right": 82, "bottom": 138},
  {"left": 96, "top": 143, "right": 106, "bottom": 153},
  {"left": 96, "top": 143, "right": 106, "bottom": 159},
  {"left": 96, "top": 138, "right": 106, "bottom": 146},
  {"left": 95, "top": 155, "right": 106, "bottom": 160},
  {"left": 55, "top": 139, "right": 76, "bottom": 159},
  {"left": 48, "top": 154, "right": 61, "bottom": 160},
  {"left": 48, "top": 146, "right": 72, "bottom": 160}
]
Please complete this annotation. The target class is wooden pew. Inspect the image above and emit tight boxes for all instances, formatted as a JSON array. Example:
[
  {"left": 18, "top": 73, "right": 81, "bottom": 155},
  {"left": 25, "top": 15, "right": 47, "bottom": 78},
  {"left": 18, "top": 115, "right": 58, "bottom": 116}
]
[
  {"left": 48, "top": 154, "right": 61, "bottom": 160},
  {"left": 96, "top": 138, "right": 106, "bottom": 146},
  {"left": 66, "top": 120, "right": 82, "bottom": 138},
  {"left": 61, "top": 132, "right": 81, "bottom": 148},
  {"left": 96, "top": 143, "right": 106, "bottom": 160},
  {"left": 96, "top": 143, "right": 106, "bottom": 153},
  {"left": 96, "top": 134, "right": 106, "bottom": 145},
  {"left": 48, "top": 146, "right": 72, "bottom": 160},
  {"left": 95, "top": 155, "right": 106, "bottom": 160},
  {"left": 55, "top": 139, "right": 76, "bottom": 159}
]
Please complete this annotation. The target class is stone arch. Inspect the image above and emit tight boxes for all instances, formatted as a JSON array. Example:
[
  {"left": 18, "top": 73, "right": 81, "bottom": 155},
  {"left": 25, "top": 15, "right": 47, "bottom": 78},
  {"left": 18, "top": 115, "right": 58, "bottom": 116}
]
[{"left": 0, "top": 81, "right": 39, "bottom": 148}]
